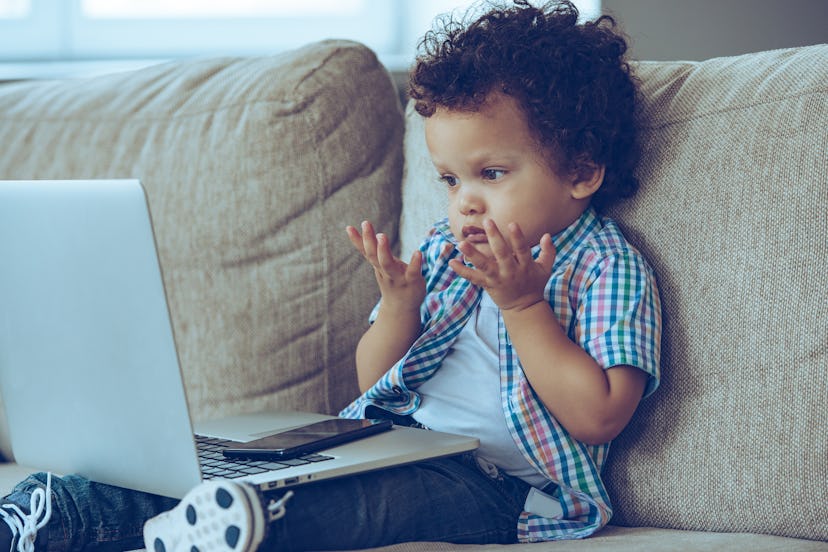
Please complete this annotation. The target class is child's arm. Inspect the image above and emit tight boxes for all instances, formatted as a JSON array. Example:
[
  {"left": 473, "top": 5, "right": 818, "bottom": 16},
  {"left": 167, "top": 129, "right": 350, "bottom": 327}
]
[
  {"left": 450, "top": 220, "right": 647, "bottom": 446},
  {"left": 346, "top": 222, "right": 426, "bottom": 392}
]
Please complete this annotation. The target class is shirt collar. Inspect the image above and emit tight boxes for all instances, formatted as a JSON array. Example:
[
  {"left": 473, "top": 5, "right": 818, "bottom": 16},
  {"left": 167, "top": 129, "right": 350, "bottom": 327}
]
[
  {"left": 433, "top": 217, "right": 456, "bottom": 244},
  {"left": 550, "top": 207, "right": 600, "bottom": 268}
]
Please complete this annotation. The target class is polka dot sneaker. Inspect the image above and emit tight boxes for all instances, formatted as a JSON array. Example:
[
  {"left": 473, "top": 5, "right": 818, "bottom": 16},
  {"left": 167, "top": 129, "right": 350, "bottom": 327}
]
[{"left": 143, "top": 480, "right": 293, "bottom": 552}]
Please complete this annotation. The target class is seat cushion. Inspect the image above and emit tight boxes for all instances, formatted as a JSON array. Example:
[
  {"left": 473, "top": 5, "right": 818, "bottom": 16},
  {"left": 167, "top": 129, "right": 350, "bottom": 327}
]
[
  {"left": 355, "top": 526, "right": 828, "bottom": 551},
  {"left": 0, "top": 462, "right": 824, "bottom": 551}
]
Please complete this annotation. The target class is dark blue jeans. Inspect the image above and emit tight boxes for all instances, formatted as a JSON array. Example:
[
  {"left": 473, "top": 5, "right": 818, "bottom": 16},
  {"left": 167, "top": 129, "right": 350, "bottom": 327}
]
[{"left": 6, "top": 454, "right": 531, "bottom": 551}]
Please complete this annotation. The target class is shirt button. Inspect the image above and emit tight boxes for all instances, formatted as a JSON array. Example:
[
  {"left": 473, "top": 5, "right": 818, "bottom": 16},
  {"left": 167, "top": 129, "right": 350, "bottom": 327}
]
[{"left": 392, "top": 385, "right": 404, "bottom": 395}]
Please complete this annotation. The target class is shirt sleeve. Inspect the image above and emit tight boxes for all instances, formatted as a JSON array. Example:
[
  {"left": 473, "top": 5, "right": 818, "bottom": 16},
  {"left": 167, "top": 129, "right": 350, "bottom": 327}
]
[{"left": 574, "top": 251, "right": 662, "bottom": 398}]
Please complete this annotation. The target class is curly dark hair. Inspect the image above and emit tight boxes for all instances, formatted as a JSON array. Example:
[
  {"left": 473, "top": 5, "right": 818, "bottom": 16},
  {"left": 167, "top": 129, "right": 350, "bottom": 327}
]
[{"left": 409, "top": 0, "right": 640, "bottom": 210}]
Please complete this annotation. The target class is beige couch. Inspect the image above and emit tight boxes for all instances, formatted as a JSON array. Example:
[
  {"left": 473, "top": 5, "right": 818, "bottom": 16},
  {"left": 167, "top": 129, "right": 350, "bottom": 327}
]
[{"left": 0, "top": 40, "right": 825, "bottom": 551}]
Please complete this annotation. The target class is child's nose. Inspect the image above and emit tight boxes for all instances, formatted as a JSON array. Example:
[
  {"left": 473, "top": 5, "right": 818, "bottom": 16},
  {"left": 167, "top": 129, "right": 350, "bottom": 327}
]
[{"left": 459, "top": 188, "right": 484, "bottom": 215}]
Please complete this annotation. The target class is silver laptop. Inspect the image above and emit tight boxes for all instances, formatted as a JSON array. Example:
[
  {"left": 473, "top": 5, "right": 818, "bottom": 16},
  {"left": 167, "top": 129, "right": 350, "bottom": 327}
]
[{"left": 0, "top": 179, "right": 478, "bottom": 499}]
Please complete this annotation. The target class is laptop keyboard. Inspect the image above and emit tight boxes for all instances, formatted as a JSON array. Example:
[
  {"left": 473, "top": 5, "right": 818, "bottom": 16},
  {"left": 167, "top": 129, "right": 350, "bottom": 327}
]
[{"left": 195, "top": 435, "right": 334, "bottom": 480}]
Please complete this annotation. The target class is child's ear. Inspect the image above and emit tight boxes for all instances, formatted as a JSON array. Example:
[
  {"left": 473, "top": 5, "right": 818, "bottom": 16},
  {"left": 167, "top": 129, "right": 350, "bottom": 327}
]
[{"left": 570, "top": 164, "right": 606, "bottom": 200}]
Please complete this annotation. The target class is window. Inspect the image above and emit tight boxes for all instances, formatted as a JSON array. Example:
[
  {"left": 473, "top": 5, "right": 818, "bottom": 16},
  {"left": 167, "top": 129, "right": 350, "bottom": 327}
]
[
  {"left": 0, "top": 0, "right": 27, "bottom": 17},
  {"left": 0, "top": 0, "right": 601, "bottom": 72}
]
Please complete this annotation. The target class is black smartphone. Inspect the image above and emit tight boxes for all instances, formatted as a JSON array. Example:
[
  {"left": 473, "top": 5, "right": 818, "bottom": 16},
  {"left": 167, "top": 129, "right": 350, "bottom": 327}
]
[{"left": 221, "top": 418, "right": 393, "bottom": 460}]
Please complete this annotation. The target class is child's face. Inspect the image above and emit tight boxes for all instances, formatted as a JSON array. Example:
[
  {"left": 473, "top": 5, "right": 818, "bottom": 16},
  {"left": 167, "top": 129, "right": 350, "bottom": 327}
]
[{"left": 424, "top": 92, "right": 590, "bottom": 254}]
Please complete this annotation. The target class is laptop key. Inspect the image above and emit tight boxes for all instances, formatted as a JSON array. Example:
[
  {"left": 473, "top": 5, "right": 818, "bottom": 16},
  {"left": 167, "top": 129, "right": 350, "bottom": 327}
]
[
  {"left": 257, "top": 462, "right": 291, "bottom": 470},
  {"left": 240, "top": 466, "right": 269, "bottom": 475},
  {"left": 277, "top": 458, "right": 311, "bottom": 466},
  {"left": 212, "top": 469, "right": 241, "bottom": 478},
  {"left": 305, "top": 454, "right": 335, "bottom": 462}
]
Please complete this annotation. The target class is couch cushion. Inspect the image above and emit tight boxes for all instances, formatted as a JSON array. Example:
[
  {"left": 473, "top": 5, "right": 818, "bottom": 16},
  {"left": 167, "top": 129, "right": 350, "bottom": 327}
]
[
  {"left": 400, "top": 45, "right": 827, "bottom": 541},
  {"left": 356, "top": 526, "right": 828, "bottom": 551},
  {"left": 0, "top": 40, "right": 403, "bottom": 461}
]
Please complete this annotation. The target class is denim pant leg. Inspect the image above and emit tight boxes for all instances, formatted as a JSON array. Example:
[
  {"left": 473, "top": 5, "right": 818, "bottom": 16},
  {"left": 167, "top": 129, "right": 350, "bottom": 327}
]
[
  {"left": 265, "top": 453, "right": 531, "bottom": 551},
  {"left": 5, "top": 472, "right": 178, "bottom": 552}
]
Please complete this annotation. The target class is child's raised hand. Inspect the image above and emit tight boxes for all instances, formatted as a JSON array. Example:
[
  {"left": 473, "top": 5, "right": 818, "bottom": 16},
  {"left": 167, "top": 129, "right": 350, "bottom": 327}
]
[
  {"left": 450, "top": 219, "right": 555, "bottom": 312},
  {"left": 346, "top": 221, "right": 426, "bottom": 313}
]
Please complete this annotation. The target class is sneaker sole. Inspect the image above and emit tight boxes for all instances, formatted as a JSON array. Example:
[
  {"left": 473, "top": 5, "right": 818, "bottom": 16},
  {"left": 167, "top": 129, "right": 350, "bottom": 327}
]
[{"left": 143, "top": 480, "right": 266, "bottom": 552}]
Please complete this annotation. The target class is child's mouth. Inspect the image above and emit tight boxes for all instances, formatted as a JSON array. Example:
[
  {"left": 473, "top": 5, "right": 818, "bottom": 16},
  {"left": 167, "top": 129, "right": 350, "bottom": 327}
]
[{"left": 462, "top": 225, "right": 488, "bottom": 243}]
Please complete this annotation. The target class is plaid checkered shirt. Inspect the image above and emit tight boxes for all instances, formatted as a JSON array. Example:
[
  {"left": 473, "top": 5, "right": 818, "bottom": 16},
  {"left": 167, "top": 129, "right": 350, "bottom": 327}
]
[{"left": 340, "top": 207, "right": 661, "bottom": 542}]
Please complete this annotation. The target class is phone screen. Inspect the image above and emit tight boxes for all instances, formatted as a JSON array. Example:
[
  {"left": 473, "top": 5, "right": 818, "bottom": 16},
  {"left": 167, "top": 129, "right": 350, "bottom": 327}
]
[{"left": 222, "top": 418, "right": 393, "bottom": 460}]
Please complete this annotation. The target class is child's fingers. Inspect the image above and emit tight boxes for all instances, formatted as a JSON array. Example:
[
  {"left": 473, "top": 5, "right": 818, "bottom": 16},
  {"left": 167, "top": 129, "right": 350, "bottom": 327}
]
[
  {"left": 507, "top": 222, "right": 533, "bottom": 265},
  {"left": 439, "top": 243, "right": 455, "bottom": 260},
  {"left": 483, "top": 219, "right": 512, "bottom": 262},
  {"left": 345, "top": 225, "right": 366, "bottom": 255},
  {"left": 406, "top": 250, "right": 423, "bottom": 280},
  {"left": 457, "top": 240, "right": 490, "bottom": 273},
  {"left": 449, "top": 257, "right": 480, "bottom": 284},
  {"left": 375, "top": 233, "right": 397, "bottom": 272},
  {"left": 536, "top": 233, "right": 556, "bottom": 273},
  {"left": 360, "top": 221, "right": 379, "bottom": 261}
]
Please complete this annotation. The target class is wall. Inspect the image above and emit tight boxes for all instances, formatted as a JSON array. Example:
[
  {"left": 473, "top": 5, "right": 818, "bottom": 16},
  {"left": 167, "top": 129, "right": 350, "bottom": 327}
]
[{"left": 602, "top": 0, "right": 827, "bottom": 61}]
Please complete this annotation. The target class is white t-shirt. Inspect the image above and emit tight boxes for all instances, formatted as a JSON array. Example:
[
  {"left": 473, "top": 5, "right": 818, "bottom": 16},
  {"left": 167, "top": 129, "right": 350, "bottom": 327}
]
[{"left": 413, "top": 291, "right": 548, "bottom": 488}]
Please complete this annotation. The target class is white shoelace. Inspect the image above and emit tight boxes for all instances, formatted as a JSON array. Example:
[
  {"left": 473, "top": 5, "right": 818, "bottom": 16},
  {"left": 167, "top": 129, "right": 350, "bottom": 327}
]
[
  {"left": 265, "top": 490, "right": 293, "bottom": 522},
  {"left": 0, "top": 473, "right": 52, "bottom": 552}
]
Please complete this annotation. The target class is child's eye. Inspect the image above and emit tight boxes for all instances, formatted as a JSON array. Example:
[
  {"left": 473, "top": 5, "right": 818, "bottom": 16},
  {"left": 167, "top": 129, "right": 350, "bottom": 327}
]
[
  {"left": 439, "top": 175, "right": 459, "bottom": 188},
  {"left": 482, "top": 168, "right": 506, "bottom": 180}
]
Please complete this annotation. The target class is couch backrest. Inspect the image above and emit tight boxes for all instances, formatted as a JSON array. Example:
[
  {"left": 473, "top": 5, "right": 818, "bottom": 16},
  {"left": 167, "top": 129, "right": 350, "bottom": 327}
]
[
  {"left": 400, "top": 45, "right": 827, "bottom": 541},
  {"left": 0, "top": 41, "right": 403, "bottom": 460}
]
